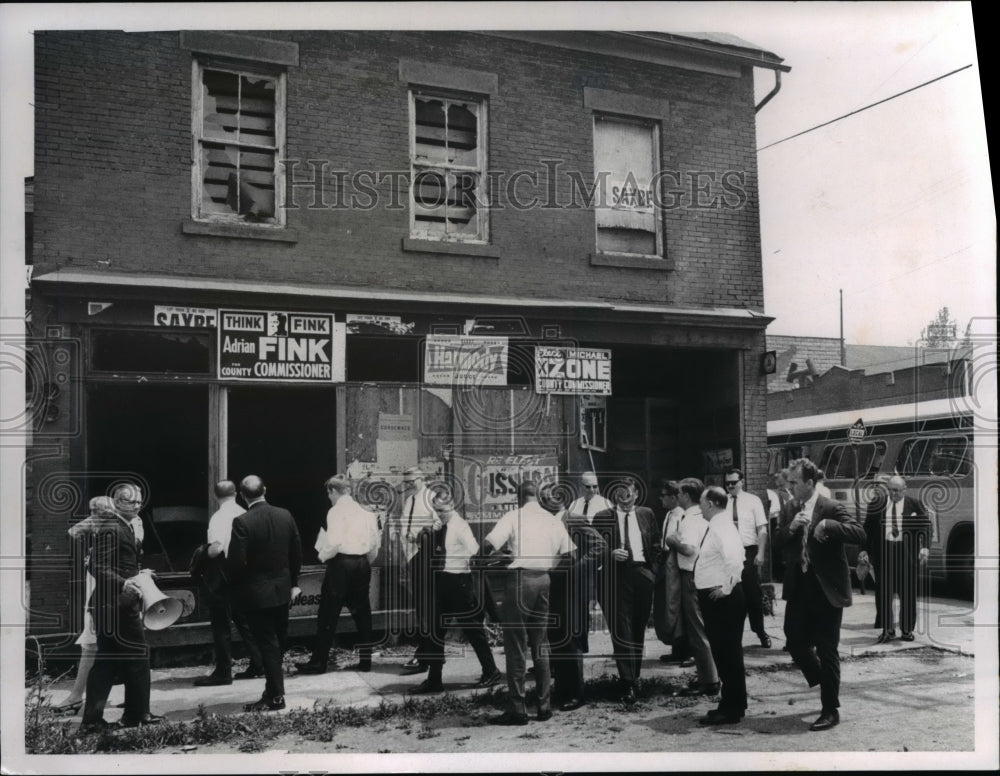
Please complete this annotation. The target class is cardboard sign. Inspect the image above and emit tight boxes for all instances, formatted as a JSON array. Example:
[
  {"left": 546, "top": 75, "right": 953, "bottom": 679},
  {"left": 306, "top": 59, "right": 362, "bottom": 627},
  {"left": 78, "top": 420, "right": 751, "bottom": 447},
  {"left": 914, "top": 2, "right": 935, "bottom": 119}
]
[
  {"left": 535, "top": 346, "right": 612, "bottom": 395},
  {"left": 424, "top": 335, "right": 508, "bottom": 386},
  {"left": 454, "top": 452, "right": 559, "bottom": 524},
  {"left": 218, "top": 309, "right": 341, "bottom": 382},
  {"left": 154, "top": 305, "right": 217, "bottom": 328}
]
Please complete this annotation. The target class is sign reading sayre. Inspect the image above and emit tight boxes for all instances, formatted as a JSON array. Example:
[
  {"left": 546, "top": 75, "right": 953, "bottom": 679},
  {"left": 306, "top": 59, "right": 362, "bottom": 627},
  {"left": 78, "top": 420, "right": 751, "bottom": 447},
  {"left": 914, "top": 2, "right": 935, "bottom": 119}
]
[
  {"left": 218, "top": 309, "right": 336, "bottom": 382},
  {"left": 535, "top": 346, "right": 612, "bottom": 395},
  {"left": 154, "top": 305, "right": 217, "bottom": 328},
  {"left": 424, "top": 335, "right": 508, "bottom": 386},
  {"left": 848, "top": 418, "right": 866, "bottom": 444}
]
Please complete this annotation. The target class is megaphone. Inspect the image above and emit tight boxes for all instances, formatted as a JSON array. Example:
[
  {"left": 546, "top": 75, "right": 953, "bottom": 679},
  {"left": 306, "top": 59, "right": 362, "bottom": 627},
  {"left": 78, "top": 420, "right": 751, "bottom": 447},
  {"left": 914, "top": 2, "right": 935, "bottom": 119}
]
[{"left": 133, "top": 570, "right": 183, "bottom": 630}]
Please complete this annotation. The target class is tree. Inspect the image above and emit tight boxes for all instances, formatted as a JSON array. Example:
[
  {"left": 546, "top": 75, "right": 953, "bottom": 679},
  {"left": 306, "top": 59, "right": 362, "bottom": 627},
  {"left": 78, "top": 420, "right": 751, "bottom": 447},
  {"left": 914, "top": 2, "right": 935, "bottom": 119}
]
[{"left": 920, "top": 307, "right": 959, "bottom": 347}]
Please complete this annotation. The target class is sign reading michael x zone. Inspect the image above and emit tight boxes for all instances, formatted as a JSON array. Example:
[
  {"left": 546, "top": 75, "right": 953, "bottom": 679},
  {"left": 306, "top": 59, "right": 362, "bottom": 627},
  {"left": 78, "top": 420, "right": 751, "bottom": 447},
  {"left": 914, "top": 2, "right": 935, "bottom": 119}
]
[
  {"left": 534, "top": 346, "right": 612, "bottom": 395},
  {"left": 218, "top": 309, "right": 334, "bottom": 382}
]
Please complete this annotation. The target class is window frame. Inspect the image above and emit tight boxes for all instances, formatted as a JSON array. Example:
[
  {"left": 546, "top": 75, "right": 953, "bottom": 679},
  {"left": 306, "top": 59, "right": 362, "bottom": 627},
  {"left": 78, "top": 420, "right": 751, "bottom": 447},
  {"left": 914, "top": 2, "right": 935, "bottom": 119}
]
[
  {"left": 407, "top": 88, "right": 489, "bottom": 244},
  {"left": 191, "top": 58, "right": 287, "bottom": 228},
  {"left": 592, "top": 113, "right": 663, "bottom": 260}
]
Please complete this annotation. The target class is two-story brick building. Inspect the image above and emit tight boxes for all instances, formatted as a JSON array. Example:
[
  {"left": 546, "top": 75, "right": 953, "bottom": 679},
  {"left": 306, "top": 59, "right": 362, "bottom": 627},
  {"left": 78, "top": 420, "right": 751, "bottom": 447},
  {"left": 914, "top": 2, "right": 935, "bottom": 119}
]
[{"left": 27, "top": 30, "right": 787, "bottom": 650}]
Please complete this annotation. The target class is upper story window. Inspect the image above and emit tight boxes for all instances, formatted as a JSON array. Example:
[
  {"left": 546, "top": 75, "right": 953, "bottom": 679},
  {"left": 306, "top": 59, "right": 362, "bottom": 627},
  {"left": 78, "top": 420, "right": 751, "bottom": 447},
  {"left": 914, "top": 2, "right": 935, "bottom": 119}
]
[
  {"left": 192, "top": 61, "right": 285, "bottom": 225},
  {"left": 409, "top": 90, "right": 488, "bottom": 243},
  {"left": 593, "top": 116, "right": 662, "bottom": 258}
]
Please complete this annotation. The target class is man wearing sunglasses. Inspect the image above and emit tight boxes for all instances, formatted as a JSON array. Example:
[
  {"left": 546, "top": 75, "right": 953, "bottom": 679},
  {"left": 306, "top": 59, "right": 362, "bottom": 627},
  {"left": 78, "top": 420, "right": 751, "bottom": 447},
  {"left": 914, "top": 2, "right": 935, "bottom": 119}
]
[
  {"left": 724, "top": 469, "right": 772, "bottom": 649},
  {"left": 566, "top": 471, "right": 613, "bottom": 524}
]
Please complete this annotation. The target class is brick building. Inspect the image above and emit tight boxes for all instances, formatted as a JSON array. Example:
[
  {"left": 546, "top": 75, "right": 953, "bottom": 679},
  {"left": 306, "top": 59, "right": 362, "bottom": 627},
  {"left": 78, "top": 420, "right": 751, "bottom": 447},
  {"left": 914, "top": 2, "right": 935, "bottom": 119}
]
[{"left": 28, "top": 30, "right": 787, "bottom": 648}]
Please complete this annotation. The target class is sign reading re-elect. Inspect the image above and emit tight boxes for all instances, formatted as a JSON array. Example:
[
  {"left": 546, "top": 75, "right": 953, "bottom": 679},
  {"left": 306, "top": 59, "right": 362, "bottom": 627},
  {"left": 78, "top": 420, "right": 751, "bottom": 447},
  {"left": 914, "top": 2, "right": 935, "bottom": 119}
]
[
  {"left": 535, "top": 346, "right": 612, "bottom": 395},
  {"left": 218, "top": 309, "right": 337, "bottom": 382}
]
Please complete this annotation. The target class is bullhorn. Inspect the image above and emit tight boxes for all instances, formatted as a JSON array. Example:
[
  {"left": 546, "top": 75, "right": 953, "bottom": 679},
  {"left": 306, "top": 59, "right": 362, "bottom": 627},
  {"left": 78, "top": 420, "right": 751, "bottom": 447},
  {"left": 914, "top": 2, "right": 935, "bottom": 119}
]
[{"left": 133, "top": 570, "right": 183, "bottom": 630}]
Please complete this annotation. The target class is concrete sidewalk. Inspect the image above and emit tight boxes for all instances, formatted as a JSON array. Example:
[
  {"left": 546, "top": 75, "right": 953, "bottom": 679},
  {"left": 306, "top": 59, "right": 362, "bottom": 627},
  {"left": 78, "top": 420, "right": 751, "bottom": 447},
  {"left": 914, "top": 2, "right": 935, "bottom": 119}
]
[{"left": 47, "top": 587, "right": 975, "bottom": 725}]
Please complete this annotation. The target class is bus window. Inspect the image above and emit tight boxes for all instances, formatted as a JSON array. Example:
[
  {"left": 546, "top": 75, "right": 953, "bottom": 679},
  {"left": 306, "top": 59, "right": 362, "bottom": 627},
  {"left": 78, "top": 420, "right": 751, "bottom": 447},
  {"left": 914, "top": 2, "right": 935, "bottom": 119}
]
[
  {"left": 820, "top": 442, "right": 886, "bottom": 478},
  {"left": 897, "top": 436, "right": 971, "bottom": 477}
]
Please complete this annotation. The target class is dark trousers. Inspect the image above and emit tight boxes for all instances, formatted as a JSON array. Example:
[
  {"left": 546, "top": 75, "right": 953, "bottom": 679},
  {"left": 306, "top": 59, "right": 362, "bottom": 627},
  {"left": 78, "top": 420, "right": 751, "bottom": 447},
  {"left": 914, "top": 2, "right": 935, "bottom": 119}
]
[
  {"left": 407, "top": 550, "right": 434, "bottom": 661},
  {"left": 741, "top": 545, "right": 767, "bottom": 637},
  {"left": 699, "top": 583, "right": 748, "bottom": 716},
  {"left": 783, "top": 568, "right": 844, "bottom": 711},
  {"left": 244, "top": 604, "right": 289, "bottom": 701},
  {"left": 425, "top": 571, "right": 497, "bottom": 681},
  {"left": 875, "top": 540, "right": 921, "bottom": 635},
  {"left": 549, "top": 570, "right": 590, "bottom": 701},
  {"left": 207, "top": 590, "right": 263, "bottom": 676},
  {"left": 501, "top": 569, "right": 552, "bottom": 716},
  {"left": 598, "top": 562, "right": 655, "bottom": 686},
  {"left": 311, "top": 555, "right": 374, "bottom": 667},
  {"left": 81, "top": 605, "right": 150, "bottom": 725}
]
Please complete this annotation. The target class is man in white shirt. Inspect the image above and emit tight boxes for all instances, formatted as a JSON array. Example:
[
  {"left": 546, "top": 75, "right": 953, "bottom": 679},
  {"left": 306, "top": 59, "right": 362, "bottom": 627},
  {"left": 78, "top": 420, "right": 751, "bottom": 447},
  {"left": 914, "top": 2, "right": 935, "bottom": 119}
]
[
  {"left": 695, "top": 486, "right": 749, "bottom": 726},
  {"left": 410, "top": 493, "right": 503, "bottom": 694},
  {"left": 655, "top": 480, "right": 688, "bottom": 663},
  {"left": 566, "top": 471, "right": 613, "bottom": 524},
  {"left": 664, "top": 478, "right": 719, "bottom": 697},
  {"left": 724, "top": 468, "right": 772, "bottom": 648},
  {"left": 194, "top": 481, "right": 264, "bottom": 685},
  {"left": 398, "top": 467, "right": 442, "bottom": 675},
  {"left": 296, "top": 476, "right": 380, "bottom": 674},
  {"left": 483, "top": 481, "right": 574, "bottom": 725}
]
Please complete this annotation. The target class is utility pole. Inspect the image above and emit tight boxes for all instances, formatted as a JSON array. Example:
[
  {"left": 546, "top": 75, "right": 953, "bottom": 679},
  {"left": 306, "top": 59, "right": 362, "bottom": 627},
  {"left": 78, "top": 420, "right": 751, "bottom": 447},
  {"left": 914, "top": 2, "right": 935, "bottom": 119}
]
[{"left": 839, "top": 289, "right": 846, "bottom": 366}]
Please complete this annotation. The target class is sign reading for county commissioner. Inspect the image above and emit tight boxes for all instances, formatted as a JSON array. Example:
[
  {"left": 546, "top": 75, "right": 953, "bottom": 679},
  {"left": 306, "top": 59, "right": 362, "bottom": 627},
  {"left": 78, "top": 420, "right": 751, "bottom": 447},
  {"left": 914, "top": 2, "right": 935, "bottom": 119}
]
[
  {"left": 218, "top": 309, "right": 342, "bottom": 382},
  {"left": 534, "top": 346, "right": 612, "bottom": 395},
  {"left": 424, "top": 335, "right": 508, "bottom": 386}
]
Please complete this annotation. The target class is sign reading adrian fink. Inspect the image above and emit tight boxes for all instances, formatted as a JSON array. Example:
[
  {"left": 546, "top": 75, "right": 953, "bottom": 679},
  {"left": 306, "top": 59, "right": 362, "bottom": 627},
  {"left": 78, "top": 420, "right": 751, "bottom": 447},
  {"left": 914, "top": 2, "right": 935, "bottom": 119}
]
[
  {"left": 218, "top": 309, "right": 337, "bottom": 382},
  {"left": 534, "top": 346, "right": 612, "bottom": 395}
]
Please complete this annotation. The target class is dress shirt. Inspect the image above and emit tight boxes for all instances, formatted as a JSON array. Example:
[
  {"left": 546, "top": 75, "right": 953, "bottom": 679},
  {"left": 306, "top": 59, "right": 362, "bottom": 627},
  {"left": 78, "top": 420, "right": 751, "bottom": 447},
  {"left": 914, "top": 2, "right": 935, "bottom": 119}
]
[
  {"left": 694, "top": 513, "right": 745, "bottom": 593},
  {"left": 318, "top": 494, "right": 380, "bottom": 563},
  {"left": 884, "top": 499, "right": 905, "bottom": 543},
  {"left": 567, "top": 494, "right": 613, "bottom": 523},
  {"left": 400, "top": 487, "right": 439, "bottom": 562},
  {"left": 440, "top": 514, "right": 479, "bottom": 574},
  {"left": 661, "top": 506, "right": 684, "bottom": 550},
  {"left": 616, "top": 509, "right": 646, "bottom": 562},
  {"left": 728, "top": 491, "right": 768, "bottom": 547},
  {"left": 207, "top": 498, "right": 246, "bottom": 558},
  {"left": 485, "top": 501, "right": 575, "bottom": 570},
  {"left": 675, "top": 506, "right": 709, "bottom": 572}
]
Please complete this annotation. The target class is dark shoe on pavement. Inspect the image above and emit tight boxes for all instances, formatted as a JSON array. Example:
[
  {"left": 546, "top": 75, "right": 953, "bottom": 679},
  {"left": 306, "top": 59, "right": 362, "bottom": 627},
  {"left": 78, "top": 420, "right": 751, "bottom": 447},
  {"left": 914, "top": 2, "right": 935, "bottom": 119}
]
[
  {"left": 488, "top": 711, "right": 529, "bottom": 726},
  {"left": 759, "top": 634, "right": 772, "bottom": 648},
  {"left": 194, "top": 673, "right": 233, "bottom": 686},
  {"left": 234, "top": 668, "right": 264, "bottom": 680},
  {"left": 900, "top": 632, "right": 915, "bottom": 642},
  {"left": 559, "top": 697, "right": 587, "bottom": 712},
  {"left": 658, "top": 653, "right": 688, "bottom": 664},
  {"left": 537, "top": 709, "right": 553, "bottom": 722},
  {"left": 243, "top": 695, "right": 285, "bottom": 712},
  {"left": 294, "top": 661, "right": 327, "bottom": 675},
  {"left": 679, "top": 657, "right": 696, "bottom": 667},
  {"left": 682, "top": 682, "right": 720, "bottom": 697},
  {"left": 409, "top": 679, "right": 444, "bottom": 694},
  {"left": 622, "top": 686, "right": 637, "bottom": 705},
  {"left": 875, "top": 631, "right": 895, "bottom": 644},
  {"left": 809, "top": 709, "right": 840, "bottom": 731},
  {"left": 699, "top": 711, "right": 742, "bottom": 726},
  {"left": 475, "top": 670, "right": 503, "bottom": 689},
  {"left": 118, "top": 713, "right": 165, "bottom": 728}
]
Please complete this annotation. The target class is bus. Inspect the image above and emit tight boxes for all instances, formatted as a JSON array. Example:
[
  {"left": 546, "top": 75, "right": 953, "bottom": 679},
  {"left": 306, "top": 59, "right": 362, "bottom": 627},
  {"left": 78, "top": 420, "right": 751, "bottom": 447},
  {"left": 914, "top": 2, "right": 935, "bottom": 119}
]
[{"left": 767, "top": 398, "right": 975, "bottom": 598}]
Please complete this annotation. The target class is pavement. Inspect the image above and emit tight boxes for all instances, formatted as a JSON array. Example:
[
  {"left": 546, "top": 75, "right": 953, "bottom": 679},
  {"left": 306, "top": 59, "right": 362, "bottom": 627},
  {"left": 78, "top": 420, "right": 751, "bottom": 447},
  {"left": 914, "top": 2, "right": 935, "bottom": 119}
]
[{"left": 46, "top": 585, "right": 976, "bottom": 725}]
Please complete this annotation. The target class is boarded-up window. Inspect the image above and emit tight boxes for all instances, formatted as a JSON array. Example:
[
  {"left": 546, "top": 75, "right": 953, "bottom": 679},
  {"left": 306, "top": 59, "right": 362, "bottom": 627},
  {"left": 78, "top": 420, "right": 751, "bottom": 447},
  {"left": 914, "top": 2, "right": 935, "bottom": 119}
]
[
  {"left": 594, "top": 117, "right": 661, "bottom": 256},
  {"left": 194, "top": 64, "right": 284, "bottom": 224},
  {"left": 410, "top": 92, "right": 487, "bottom": 242}
]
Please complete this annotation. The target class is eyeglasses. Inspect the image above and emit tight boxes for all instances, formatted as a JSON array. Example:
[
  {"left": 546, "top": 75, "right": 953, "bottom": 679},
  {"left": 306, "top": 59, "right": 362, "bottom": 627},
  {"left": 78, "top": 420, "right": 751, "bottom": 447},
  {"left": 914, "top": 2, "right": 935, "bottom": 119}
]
[
  {"left": 724, "top": 481, "right": 740, "bottom": 487},
  {"left": 584, "top": 484, "right": 600, "bottom": 490},
  {"left": 120, "top": 498, "right": 143, "bottom": 504}
]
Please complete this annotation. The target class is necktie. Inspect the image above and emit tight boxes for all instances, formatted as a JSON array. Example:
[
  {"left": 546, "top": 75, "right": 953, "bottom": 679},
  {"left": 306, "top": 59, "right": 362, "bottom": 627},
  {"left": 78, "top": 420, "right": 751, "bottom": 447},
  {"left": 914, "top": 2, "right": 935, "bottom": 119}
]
[
  {"left": 622, "top": 511, "right": 633, "bottom": 560},
  {"left": 406, "top": 494, "right": 416, "bottom": 537},
  {"left": 731, "top": 496, "right": 739, "bottom": 527},
  {"left": 582, "top": 499, "right": 589, "bottom": 517},
  {"left": 800, "top": 512, "right": 811, "bottom": 572},
  {"left": 891, "top": 501, "right": 899, "bottom": 539}
]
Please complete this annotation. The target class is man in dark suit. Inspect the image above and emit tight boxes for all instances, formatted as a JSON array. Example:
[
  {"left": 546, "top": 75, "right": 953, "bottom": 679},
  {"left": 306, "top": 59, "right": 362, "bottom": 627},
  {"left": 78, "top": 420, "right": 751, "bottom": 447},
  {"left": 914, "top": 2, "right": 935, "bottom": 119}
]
[
  {"left": 776, "top": 458, "right": 866, "bottom": 732},
  {"left": 228, "top": 475, "right": 302, "bottom": 712},
  {"left": 860, "top": 476, "right": 930, "bottom": 643},
  {"left": 592, "top": 477, "right": 660, "bottom": 705}
]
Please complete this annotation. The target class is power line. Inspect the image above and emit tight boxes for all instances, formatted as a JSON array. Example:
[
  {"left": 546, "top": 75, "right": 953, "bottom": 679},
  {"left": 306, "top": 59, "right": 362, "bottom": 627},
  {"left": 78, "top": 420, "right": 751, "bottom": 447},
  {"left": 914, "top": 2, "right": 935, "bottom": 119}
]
[{"left": 757, "top": 64, "right": 973, "bottom": 152}]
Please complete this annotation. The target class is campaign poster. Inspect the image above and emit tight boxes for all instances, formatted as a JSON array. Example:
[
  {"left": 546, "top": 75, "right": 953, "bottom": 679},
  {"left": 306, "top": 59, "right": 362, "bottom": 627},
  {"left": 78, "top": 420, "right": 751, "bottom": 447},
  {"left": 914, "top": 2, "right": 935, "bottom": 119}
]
[
  {"left": 218, "top": 308, "right": 342, "bottom": 382},
  {"left": 535, "top": 346, "right": 612, "bottom": 395},
  {"left": 424, "top": 335, "right": 508, "bottom": 386}
]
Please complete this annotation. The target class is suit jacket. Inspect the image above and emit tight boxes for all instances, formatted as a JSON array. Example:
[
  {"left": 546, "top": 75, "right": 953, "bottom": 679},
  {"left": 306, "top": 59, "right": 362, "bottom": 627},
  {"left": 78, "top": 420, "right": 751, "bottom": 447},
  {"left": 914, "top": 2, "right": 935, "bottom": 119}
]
[
  {"left": 228, "top": 501, "right": 302, "bottom": 612},
  {"left": 592, "top": 506, "right": 660, "bottom": 583},
  {"left": 551, "top": 514, "right": 607, "bottom": 638},
  {"left": 87, "top": 513, "right": 142, "bottom": 615},
  {"left": 776, "top": 494, "right": 866, "bottom": 607},
  {"left": 864, "top": 495, "right": 930, "bottom": 564}
]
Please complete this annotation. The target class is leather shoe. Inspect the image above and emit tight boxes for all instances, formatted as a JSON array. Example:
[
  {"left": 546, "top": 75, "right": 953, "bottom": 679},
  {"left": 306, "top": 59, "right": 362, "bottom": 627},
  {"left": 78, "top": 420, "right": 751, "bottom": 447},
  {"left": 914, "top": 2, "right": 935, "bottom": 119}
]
[
  {"left": 342, "top": 662, "right": 372, "bottom": 672},
  {"left": 77, "top": 720, "right": 113, "bottom": 735},
  {"left": 234, "top": 668, "right": 264, "bottom": 680},
  {"left": 809, "top": 709, "right": 840, "bottom": 731},
  {"left": 194, "top": 673, "right": 233, "bottom": 686},
  {"left": 294, "top": 661, "right": 327, "bottom": 675},
  {"left": 118, "top": 713, "right": 165, "bottom": 728},
  {"left": 900, "top": 632, "right": 915, "bottom": 642},
  {"left": 659, "top": 653, "right": 688, "bottom": 663},
  {"left": 681, "top": 682, "right": 719, "bottom": 697},
  {"left": 679, "top": 657, "right": 696, "bottom": 667},
  {"left": 559, "top": 697, "right": 586, "bottom": 712},
  {"left": 876, "top": 631, "right": 895, "bottom": 644},
  {"left": 699, "top": 711, "right": 742, "bottom": 726},
  {"left": 759, "top": 634, "right": 772, "bottom": 648},
  {"left": 475, "top": 670, "right": 503, "bottom": 689},
  {"left": 488, "top": 711, "right": 529, "bottom": 726},
  {"left": 537, "top": 709, "right": 553, "bottom": 722},
  {"left": 400, "top": 661, "right": 428, "bottom": 676},
  {"left": 409, "top": 679, "right": 444, "bottom": 694},
  {"left": 53, "top": 700, "right": 84, "bottom": 715},
  {"left": 243, "top": 696, "right": 285, "bottom": 712},
  {"left": 622, "top": 686, "right": 637, "bottom": 705}
]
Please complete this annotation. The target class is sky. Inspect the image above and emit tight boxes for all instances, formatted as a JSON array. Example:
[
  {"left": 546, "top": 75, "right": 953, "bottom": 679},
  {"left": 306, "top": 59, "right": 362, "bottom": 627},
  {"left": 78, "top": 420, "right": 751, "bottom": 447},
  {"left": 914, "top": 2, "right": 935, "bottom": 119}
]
[{"left": 0, "top": 2, "right": 993, "bottom": 347}]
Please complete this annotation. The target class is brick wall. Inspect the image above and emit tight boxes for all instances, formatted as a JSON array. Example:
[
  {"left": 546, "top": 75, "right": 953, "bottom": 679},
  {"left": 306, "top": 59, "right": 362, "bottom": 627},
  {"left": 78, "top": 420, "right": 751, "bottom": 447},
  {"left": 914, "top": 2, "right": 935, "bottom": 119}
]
[
  {"left": 766, "top": 334, "right": 844, "bottom": 393},
  {"left": 34, "top": 30, "right": 764, "bottom": 311}
]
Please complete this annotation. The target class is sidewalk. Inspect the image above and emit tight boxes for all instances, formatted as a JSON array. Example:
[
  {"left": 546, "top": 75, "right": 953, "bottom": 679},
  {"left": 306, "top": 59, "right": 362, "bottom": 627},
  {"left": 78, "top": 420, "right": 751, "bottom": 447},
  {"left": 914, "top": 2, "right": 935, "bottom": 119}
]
[{"left": 47, "top": 587, "right": 975, "bottom": 725}]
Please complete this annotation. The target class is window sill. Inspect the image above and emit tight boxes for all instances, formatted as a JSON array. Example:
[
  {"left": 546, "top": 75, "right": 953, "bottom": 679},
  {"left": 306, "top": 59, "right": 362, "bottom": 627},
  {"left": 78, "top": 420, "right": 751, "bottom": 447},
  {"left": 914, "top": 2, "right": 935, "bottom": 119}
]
[
  {"left": 589, "top": 252, "right": 675, "bottom": 271},
  {"left": 402, "top": 237, "right": 500, "bottom": 258},
  {"left": 182, "top": 220, "right": 300, "bottom": 243}
]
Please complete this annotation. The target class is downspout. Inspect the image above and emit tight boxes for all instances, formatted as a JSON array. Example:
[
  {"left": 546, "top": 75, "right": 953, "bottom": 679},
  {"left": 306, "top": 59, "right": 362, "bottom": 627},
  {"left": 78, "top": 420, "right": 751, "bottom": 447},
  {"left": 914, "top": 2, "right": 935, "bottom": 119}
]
[{"left": 755, "top": 70, "right": 782, "bottom": 113}]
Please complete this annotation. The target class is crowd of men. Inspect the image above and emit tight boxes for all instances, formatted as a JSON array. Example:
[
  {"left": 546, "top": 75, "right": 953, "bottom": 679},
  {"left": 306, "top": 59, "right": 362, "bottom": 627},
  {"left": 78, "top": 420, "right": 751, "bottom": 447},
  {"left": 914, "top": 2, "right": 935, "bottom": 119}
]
[{"left": 65, "top": 460, "right": 934, "bottom": 734}]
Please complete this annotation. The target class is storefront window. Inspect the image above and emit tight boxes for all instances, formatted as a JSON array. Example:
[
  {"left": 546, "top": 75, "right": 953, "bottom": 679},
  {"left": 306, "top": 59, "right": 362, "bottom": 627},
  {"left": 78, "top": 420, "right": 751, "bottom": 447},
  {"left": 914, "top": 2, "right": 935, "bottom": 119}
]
[{"left": 91, "top": 330, "right": 211, "bottom": 374}]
